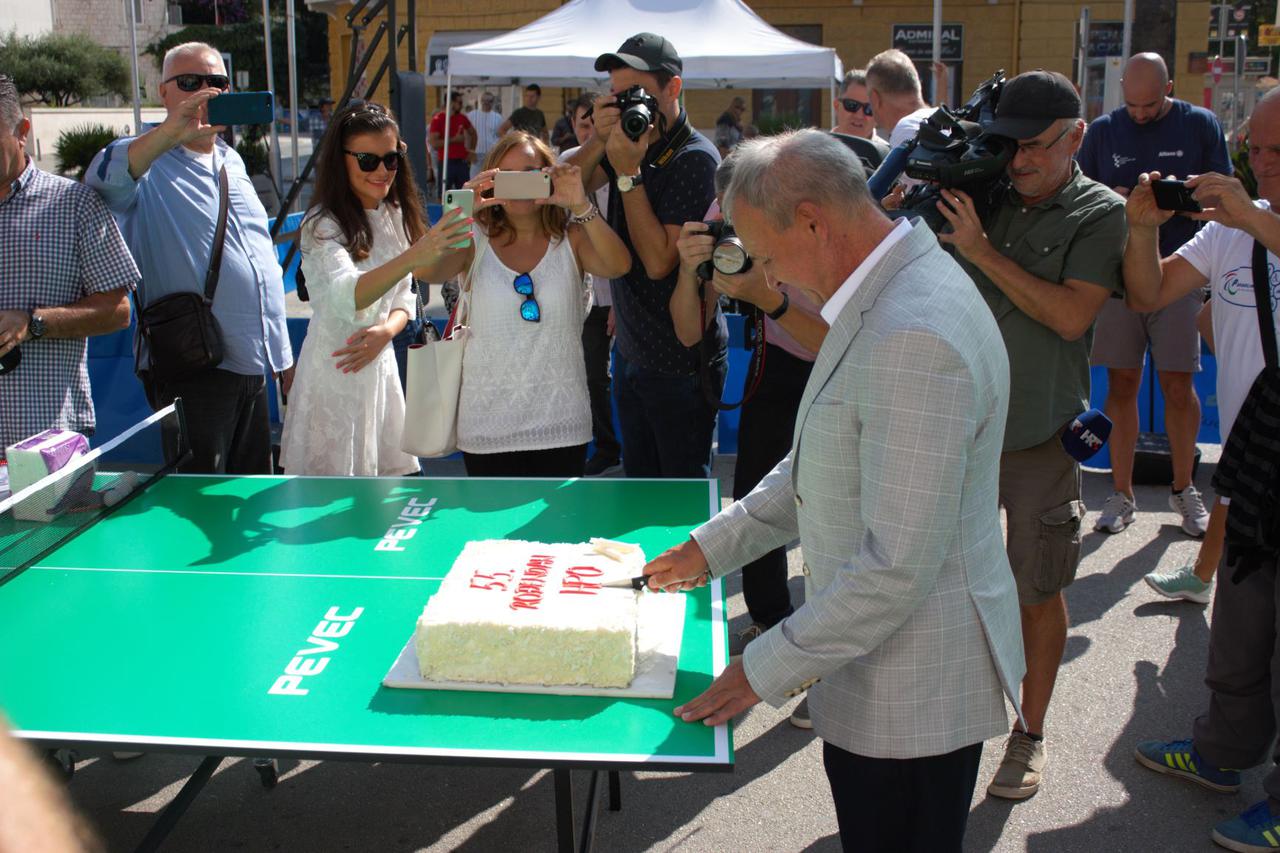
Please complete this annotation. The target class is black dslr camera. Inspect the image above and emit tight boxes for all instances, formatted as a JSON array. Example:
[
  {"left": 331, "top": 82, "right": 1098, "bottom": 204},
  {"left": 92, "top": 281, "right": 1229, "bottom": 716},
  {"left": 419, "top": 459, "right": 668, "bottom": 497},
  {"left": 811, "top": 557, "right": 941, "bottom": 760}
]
[
  {"left": 614, "top": 85, "right": 661, "bottom": 142},
  {"left": 696, "top": 221, "right": 752, "bottom": 282}
]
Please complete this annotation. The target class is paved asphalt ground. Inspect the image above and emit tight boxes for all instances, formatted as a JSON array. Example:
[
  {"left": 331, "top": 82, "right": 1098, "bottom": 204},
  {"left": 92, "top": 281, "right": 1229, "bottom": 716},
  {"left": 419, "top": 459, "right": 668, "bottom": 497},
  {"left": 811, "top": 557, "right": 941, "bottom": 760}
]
[{"left": 45, "top": 446, "right": 1252, "bottom": 852}]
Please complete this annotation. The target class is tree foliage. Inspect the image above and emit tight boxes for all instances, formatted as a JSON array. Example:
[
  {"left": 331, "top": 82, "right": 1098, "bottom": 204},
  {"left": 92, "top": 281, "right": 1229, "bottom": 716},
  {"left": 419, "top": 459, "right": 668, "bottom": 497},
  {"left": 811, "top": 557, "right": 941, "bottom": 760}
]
[{"left": 0, "top": 32, "right": 130, "bottom": 107}]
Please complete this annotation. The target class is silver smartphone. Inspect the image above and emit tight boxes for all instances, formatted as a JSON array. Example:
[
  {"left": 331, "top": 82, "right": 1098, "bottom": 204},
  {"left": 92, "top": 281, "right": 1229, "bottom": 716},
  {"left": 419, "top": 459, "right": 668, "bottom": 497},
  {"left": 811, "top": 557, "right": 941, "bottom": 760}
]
[
  {"left": 493, "top": 170, "right": 551, "bottom": 200},
  {"left": 443, "top": 189, "right": 474, "bottom": 248}
]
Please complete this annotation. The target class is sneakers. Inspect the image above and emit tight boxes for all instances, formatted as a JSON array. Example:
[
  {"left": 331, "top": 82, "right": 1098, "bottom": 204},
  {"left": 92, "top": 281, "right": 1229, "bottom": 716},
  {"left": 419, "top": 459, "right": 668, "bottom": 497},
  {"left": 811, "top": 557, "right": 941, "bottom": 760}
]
[
  {"left": 1134, "top": 738, "right": 1241, "bottom": 793},
  {"left": 1213, "top": 800, "right": 1280, "bottom": 853},
  {"left": 584, "top": 453, "right": 621, "bottom": 476},
  {"left": 789, "top": 697, "right": 812, "bottom": 729},
  {"left": 1170, "top": 485, "right": 1211, "bottom": 537},
  {"left": 987, "top": 731, "right": 1047, "bottom": 799},
  {"left": 729, "top": 622, "right": 766, "bottom": 657},
  {"left": 1095, "top": 491, "right": 1136, "bottom": 533},
  {"left": 1144, "top": 563, "right": 1214, "bottom": 604}
]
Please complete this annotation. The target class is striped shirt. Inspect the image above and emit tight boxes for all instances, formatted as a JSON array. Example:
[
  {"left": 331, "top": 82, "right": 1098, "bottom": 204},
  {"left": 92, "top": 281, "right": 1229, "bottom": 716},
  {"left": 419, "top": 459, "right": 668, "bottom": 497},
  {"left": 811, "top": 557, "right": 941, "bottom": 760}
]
[
  {"left": 0, "top": 160, "right": 139, "bottom": 453},
  {"left": 86, "top": 134, "right": 293, "bottom": 377},
  {"left": 466, "top": 108, "right": 504, "bottom": 159}
]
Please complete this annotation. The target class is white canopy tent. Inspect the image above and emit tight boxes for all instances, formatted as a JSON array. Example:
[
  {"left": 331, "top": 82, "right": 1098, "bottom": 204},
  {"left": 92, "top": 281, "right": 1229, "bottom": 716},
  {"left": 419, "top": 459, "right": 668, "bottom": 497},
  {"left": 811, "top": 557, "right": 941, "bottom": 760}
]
[
  {"left": 438, "top": 0, "right": 841, "bottom": 89},
  {"left": 436, "top": 0, "right": 842, "bottom": 199}
]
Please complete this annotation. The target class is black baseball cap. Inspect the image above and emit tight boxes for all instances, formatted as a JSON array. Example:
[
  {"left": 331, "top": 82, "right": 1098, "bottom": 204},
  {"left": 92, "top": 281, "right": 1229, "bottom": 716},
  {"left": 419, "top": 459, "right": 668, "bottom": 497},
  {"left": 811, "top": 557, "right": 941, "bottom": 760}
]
[
  {"left": 595, "top": 33, "right": 682, "bottom": 76},
  {"left": 986, "top": 70, "right": 1082, "bottom": 140}
]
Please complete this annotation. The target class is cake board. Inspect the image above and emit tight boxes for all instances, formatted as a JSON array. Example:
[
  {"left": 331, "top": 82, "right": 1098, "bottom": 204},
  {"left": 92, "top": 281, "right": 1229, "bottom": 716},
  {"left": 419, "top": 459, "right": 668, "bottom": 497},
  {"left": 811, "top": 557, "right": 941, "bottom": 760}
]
[{"left": 382, "top": 591, "right": 687, "bottom": 698}]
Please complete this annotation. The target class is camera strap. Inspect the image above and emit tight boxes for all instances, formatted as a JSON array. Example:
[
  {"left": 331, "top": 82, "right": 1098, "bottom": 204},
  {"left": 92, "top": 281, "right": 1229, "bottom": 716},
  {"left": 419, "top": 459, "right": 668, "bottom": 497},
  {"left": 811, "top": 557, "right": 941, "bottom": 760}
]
[
  {"left": 699, "top": 282, "right": 766, "bottom": 410},
  {"left": 650, "top": 112, "right": 694, "bottom": 170}
]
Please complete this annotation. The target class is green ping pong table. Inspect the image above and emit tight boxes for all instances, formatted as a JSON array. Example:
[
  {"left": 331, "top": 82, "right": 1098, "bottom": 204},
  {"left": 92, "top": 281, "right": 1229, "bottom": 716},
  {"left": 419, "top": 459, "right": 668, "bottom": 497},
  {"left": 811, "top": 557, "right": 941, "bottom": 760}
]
[{"left": 0, "top": 474, "right": 732, "bottom": 852}]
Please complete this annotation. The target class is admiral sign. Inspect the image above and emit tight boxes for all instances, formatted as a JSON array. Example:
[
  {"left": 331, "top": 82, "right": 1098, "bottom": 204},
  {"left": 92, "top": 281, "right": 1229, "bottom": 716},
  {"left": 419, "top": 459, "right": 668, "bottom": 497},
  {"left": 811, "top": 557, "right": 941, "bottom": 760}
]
[{"left": 891, "top": 24, "right": 964, "bottom": 62}]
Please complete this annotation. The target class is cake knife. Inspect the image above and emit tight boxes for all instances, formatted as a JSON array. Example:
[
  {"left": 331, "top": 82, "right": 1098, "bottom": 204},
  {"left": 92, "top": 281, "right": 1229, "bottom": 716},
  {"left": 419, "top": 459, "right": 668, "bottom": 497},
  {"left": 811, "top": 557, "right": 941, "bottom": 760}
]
[{"left": 600, "top": 574, "right": 650, "bottom": 591}]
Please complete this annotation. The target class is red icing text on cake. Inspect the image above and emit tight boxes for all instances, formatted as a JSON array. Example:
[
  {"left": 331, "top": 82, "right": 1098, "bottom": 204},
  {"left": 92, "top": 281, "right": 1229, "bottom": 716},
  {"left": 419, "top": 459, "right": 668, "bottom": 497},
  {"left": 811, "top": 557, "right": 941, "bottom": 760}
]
[
  {"left": 560, "top": 565, "right": 603, "bottom": 596},
  {"left": 509, "top": 554, "right": 554, "bottom": 611}
]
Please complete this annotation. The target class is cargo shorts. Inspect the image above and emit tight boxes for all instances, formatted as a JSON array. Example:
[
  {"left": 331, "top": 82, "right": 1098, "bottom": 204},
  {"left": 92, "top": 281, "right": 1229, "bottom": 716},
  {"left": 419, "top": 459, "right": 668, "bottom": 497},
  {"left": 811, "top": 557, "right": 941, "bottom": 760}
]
[{"left": 1000, "top": 432, "right": 1085, "bottom": 606}]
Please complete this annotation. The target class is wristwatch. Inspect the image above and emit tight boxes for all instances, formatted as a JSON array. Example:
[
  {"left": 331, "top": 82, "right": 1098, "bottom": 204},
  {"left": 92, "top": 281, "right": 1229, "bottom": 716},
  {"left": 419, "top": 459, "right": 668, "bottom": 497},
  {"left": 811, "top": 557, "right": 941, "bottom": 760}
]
[
  {"left": 616, "top": 172, "right": 643, "bottom": 193},
  {"left": 766, "top": 291, "right": 790, "bottom": 321},
  {"left": 27, "top": 310, "right": 47, "bottom": 340}
]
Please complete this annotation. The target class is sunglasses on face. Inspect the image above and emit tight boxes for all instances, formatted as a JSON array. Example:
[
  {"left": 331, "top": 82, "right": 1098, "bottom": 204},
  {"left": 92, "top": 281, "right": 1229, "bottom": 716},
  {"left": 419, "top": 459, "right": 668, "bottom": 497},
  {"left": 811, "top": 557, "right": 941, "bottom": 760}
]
[
  {"left": 512, "top": 273, "right": 540, "bottom": 322},
  {"left": 839, "top": 98, "right": 873, "bottom": 117},
  {"left": 166, "top": 73, "right": 230, "bottom": 92},
  {"left": 344, "top": 150, "right": 402, "bottom": 172}
]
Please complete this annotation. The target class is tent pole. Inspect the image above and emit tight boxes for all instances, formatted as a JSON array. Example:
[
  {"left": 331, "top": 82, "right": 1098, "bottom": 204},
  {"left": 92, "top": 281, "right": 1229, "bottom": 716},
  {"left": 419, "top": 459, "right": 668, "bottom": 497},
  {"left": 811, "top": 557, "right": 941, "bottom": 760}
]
[
  {"left": 932, "top": 0, "right": 943, "bottom": 104},
  {"left": 262, "top": 0, "right": 283, "bottom": 192},
  {"left": 125, "top": 0, "right": 142, "bottom": 132},
  {"left": 286, "top": 0, "right": 300, "bottom": 194},
  {"left": 442, "top": 70, "right": 453, "bottom": 203}
]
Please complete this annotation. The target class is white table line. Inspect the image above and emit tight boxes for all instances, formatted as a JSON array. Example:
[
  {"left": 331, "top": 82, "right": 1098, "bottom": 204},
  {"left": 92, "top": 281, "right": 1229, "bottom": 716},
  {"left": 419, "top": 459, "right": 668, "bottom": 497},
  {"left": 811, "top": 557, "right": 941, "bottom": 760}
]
[{"left": 30, "top": 566, "right": 444, "bottom": 581}]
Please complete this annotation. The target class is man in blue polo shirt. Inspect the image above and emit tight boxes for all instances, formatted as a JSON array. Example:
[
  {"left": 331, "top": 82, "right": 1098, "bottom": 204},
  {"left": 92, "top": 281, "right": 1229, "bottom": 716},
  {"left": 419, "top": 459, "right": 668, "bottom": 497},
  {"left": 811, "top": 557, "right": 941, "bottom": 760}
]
[
  {"left": 569, "top": 33, "right": 725, "bottom": 478},
  {"left": 1076, "top": 53, "right": 1230, "bottom": 543}
]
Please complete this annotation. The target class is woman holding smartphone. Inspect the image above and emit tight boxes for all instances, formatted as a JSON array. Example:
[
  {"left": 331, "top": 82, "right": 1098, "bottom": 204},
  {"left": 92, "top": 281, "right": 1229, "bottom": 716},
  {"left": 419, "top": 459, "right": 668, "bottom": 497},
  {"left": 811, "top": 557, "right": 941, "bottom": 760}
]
[
  {"left": 279, "top": 101, "right": 472, "bottom": 476},
  {"left": 419, "top": 130, "right": 630, "bottom": 477}
]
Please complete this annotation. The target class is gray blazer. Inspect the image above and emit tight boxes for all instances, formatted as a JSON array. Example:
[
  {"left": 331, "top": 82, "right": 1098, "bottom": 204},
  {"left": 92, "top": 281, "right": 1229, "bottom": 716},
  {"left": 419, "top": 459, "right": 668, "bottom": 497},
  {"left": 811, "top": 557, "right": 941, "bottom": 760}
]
[{"left": 693, "top": 221, "right": 1025, "bottom": 760}]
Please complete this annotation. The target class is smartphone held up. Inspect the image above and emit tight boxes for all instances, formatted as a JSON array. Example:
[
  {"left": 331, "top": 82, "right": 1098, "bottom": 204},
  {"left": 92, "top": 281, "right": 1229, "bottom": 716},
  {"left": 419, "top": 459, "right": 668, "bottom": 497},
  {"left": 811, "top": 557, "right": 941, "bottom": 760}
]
[
  {"left": 1151, "top": 178, "right": 1203, "bottom": 213},
  {"left": 207, "top": 91, "right": 275, "bottom": 127},
  {"left": 443, "top": 189, "right": 475, "bottom": 249},
  {"left": 493, "top": 171, "right": 551, "bottom": 200}
]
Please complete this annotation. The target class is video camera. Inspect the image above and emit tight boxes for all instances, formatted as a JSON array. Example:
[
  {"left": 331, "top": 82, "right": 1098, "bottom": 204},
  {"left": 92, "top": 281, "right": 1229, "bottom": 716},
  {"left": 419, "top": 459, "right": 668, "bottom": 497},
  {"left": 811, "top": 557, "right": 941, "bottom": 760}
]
[
  {"left": 614, "top": 85, "right": 660, "bottom": 142},
  {"left": 696, "top": 221, "right": 752, "bottom": 282},
  {"left": 868, "top": 70, "right": 1015, "bottom": 232}
]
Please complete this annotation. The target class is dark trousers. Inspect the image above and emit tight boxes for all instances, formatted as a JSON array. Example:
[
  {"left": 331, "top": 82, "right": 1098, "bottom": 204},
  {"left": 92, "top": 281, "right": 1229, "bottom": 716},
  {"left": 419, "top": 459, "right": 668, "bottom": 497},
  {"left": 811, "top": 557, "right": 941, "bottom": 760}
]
[
  {"left": 582, "top": 305, "right": 619, "bottom": 461},
  {"left": 612, "top": 348, "right": 724, "bottom": 479},
  {"left": 442, "top": 158, "right": 469, "bottom": 191},
  {"left": 143, "top": 368, "right": 272, "bottom": 475},
  {"left": 462, "top": 444, "right": 587, "bottom": 478},
  {"left": 1193, "top": 555, "right": 1280, "bottom": 804},
  {"left": 823, "top": 740, "right": 982, "bottom": 853},
  {"left": 734, "top": 344, "right": 812, "bottom": 627}
]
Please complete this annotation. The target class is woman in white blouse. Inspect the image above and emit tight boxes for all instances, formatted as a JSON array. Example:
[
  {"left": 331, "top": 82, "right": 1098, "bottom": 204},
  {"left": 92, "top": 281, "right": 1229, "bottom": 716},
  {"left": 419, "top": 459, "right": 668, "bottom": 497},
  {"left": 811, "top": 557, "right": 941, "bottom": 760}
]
[
  {"left": 280, "top": 101, "right": 472, "bottom": 476},
  {"left": 419, "top": 130, "right": 630, "bottom": 477}
]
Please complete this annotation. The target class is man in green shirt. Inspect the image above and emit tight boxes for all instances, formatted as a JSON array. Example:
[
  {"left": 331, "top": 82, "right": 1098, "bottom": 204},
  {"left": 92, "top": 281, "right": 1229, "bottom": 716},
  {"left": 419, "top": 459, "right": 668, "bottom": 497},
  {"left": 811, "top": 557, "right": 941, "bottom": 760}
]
[{"left": 934, "top": 70, "right": 1127, "bottom": 801}]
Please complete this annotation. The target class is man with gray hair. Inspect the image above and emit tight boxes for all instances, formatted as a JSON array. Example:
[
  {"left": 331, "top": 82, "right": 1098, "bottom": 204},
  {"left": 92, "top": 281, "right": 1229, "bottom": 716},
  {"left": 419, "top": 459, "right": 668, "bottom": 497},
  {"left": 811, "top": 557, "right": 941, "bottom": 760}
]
[
  {"left": 644, "top": 128, "right": 1024, "bottom": 851},
  {"left": 865, "top": 48, "right": 932, "bottom": 150},
  {"left": 934, "top": 69, "right": 1126, "bottom": 801},
  {"left": 0, "top": 73, "right": 138, "bottom": 458},
  {"left": 86, "top": 42, "right": 293, "bottom": 475}
]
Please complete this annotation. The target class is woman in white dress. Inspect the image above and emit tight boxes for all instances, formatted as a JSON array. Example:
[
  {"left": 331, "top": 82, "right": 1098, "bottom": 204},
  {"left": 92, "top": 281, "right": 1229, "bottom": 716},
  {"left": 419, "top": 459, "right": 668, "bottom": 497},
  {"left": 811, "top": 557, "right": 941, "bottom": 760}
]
[
  {"left": 416, "top": 130, "right": 631, "bottom": 477},
  {"left": 280, "top": 101, "right": 472, "bottom": 476}
]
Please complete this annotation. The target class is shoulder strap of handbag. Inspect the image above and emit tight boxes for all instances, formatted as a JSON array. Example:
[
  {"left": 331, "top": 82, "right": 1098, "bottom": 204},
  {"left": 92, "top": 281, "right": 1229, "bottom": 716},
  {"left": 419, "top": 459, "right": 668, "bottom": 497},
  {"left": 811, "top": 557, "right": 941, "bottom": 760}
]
[
  {"left": 202, "top": 165, "right": 231, "bottom": 306},
  {"left": 456, "top": 228, "right": 488, "bottom": 328},
  {"left": 1252, "top": 239, "right": 1278, "bottom": 370}
]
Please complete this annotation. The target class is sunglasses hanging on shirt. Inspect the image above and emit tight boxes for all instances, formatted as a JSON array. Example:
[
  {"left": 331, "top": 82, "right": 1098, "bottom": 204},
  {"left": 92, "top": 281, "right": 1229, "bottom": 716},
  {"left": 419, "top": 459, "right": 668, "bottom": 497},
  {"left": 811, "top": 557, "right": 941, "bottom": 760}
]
[{"left": 512, "top": 273, "right": 541, "bottom": 322}]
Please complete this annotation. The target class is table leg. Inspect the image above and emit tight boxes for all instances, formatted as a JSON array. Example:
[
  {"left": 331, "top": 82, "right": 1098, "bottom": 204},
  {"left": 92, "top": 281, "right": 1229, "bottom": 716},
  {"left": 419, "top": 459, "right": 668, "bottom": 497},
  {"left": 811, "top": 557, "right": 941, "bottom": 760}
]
[
  {"left": 578, "top": 770, "right": 602, "bottom": 853},
  {"left": 133, "top": 755, "right": 222, "bottom": 853},
  {"left": 554, "top": 767, "right": 575, "bottom": 853},
  {"left": 608, "top": 770, "right": 621, "bottom": 812}
]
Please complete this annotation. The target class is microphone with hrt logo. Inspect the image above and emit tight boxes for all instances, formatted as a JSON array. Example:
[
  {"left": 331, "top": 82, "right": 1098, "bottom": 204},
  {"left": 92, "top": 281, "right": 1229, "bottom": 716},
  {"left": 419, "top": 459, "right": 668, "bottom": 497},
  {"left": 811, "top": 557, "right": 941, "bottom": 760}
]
[{"left": 1061, "top": 408, "right": 1113, "bottom": 462}]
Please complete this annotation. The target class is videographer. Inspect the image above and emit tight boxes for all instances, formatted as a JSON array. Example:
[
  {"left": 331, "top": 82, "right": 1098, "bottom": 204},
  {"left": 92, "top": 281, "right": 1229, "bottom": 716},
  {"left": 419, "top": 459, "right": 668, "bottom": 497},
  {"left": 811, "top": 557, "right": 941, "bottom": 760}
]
[
  {"left": 930, "top": 70, "right": 1126, "bottom": 800},
  {"left": 567, "top": 33, "right": 724, "bottom": 478}
]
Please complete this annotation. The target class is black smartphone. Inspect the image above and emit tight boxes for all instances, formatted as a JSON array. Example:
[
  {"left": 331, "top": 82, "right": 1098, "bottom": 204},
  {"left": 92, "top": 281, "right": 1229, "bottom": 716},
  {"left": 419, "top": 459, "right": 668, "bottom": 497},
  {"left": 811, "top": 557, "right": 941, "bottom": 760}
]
[
  {"left": 1151, "top": 178, "right": 1203, "bottom": 213},
  {"left": 207, "top": 92, "right": 275, "bottom": 126}
]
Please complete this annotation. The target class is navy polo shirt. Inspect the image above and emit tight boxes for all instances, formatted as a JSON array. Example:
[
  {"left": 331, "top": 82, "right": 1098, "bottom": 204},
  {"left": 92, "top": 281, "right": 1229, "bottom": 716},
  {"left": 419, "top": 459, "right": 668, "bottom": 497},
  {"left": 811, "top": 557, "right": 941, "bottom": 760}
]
[
  {"left": 1076, "top": 99, "right": 1232, "bottom": 258},
  {"left": 602, "top": 113, "right": 725, "bottom": 375}
]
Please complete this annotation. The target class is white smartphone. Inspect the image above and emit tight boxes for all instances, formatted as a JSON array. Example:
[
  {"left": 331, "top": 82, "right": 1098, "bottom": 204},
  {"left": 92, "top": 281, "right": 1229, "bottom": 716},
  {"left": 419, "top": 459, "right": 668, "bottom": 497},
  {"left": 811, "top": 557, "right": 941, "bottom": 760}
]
[
  {"left": 442, "top": 188, "right": 474, "bottom": 248},
  {"left": 493, "top": 170, "right": 551, "bottom": 200}
]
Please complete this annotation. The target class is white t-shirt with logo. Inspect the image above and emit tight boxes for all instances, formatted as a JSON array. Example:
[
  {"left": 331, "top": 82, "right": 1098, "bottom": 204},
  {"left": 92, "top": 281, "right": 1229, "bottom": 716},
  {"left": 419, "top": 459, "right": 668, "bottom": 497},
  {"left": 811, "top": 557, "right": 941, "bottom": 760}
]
[{"left": 1174, "top": 198, "right": 1280, "bottom": 438}]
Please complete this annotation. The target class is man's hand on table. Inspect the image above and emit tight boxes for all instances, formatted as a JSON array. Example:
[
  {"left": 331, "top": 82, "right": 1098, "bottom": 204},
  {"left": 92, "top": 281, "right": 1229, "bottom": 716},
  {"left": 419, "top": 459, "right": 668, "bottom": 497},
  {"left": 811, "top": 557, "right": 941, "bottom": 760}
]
[{"left": 674, "top": 659, "right": 761, "bottom": 726}]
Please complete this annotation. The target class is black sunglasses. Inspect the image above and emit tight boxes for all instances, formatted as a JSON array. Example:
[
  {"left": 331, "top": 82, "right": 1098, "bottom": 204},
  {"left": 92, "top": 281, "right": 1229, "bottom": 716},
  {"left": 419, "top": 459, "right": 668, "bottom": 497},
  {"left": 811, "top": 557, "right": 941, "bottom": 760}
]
[
  {"left": 839, "top": 98, "right": 873, "bottom": 117},
  {"left": 165, "top": 73, "right": 231, "bottom": 93},
  {"left": 513, "top": 273, "right": 540, "bottom": 322},
  {"left": 344, "top": 150, "right": 402, "bottom": 172}
]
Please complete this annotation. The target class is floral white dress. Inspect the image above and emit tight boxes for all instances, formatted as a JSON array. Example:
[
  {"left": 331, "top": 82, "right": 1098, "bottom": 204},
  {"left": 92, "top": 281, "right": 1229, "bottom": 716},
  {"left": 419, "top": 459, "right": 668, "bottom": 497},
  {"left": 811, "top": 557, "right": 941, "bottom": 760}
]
[{"left": 279, "top": 204, "right": 419, "bottom": 476}]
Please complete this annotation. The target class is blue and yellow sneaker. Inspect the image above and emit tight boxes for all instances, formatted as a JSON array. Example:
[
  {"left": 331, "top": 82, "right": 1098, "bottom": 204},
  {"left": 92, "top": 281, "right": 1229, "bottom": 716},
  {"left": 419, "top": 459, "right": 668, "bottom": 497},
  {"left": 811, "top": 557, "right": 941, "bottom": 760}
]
[
  {"left": 1134, "top": 739, "right": 1241, "bottom": 793},
  {"left": 1213, "top": 800, "right": 1280, "bottom": 852}
]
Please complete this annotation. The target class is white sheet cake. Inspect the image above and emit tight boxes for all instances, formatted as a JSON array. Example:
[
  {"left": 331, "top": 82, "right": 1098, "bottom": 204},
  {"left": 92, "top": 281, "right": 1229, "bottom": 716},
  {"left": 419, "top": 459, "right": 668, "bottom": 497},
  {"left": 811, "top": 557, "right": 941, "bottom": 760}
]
[{"left": 414, "top": 539, "right": 645, "bottom": 688}]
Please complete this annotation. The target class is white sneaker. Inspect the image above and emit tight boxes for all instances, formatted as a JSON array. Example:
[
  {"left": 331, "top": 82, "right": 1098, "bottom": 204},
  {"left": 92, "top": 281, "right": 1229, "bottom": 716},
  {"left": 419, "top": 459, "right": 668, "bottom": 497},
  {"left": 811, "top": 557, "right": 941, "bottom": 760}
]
[
  {"left": 1144, "top": 563, "right": 1214, "bottom": 604},
  {"left": 1095, "top": 492, "right": 1136, "bottom": 533},
  {"left": 1169, "top": 486, "right": 1210, "bottom": 537}
]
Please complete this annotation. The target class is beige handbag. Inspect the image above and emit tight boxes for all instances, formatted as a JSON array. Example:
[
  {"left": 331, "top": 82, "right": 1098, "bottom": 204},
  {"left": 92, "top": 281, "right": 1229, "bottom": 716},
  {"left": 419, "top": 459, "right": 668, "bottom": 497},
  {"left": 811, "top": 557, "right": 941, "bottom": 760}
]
[{"left": 400, "top": 231, "right": 485, "bottom": 458}]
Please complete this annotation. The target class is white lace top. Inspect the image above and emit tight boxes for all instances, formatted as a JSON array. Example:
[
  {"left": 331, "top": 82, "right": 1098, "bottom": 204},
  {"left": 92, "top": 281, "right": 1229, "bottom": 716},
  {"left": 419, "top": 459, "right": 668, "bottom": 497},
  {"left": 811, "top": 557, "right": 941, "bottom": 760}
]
[
  {"left": 457, "top": 228, "right": 591, "bottom": 454},
  {"left": 278, "top": 204, "right": 419, "bottom": 476}
]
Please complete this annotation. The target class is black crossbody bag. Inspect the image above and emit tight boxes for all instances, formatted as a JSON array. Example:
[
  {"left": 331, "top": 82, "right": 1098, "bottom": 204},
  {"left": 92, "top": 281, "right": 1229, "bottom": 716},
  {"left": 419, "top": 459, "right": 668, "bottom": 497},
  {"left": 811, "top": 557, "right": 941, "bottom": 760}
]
[{"left": 136, "top": 165, "right": 230, "bottom": 382}]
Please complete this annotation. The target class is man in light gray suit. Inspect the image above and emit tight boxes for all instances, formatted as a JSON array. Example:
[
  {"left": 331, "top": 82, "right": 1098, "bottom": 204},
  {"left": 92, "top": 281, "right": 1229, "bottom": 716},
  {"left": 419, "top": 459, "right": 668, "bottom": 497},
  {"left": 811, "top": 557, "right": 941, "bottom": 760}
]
[{"left": 644, "top": 129, "right": 1025, "bottom": 851}]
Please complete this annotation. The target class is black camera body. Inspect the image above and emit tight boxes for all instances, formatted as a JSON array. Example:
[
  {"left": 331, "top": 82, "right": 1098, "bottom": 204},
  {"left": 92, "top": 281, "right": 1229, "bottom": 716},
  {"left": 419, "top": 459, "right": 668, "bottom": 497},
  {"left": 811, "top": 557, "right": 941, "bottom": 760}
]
[
  {"left": 882, "top": 70, "right": 1015, "bottom": 232},
  {"left": 614, "top": 85, "right": 660, "bottom": 142},
  {"left": 696, "top": 221, "right": 752, "bottom": 282}
]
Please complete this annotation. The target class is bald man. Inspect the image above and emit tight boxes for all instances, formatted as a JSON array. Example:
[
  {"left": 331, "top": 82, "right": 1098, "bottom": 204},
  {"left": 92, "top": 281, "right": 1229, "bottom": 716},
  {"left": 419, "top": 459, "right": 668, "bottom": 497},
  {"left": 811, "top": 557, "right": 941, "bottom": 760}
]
[{"left": 1076, "top": 52, "right": 1231, "bottom": 548}]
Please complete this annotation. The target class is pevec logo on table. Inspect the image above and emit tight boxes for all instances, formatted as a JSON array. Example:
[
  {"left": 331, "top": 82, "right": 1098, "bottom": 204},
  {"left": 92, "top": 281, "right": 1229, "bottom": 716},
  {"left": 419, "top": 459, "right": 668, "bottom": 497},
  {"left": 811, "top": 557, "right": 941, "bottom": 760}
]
[
  {"left": 375, "top": 497, "right": 438, "bottom": 553},
  {"left": 268, "top": 606, "right": 364, "bottom": 696}
]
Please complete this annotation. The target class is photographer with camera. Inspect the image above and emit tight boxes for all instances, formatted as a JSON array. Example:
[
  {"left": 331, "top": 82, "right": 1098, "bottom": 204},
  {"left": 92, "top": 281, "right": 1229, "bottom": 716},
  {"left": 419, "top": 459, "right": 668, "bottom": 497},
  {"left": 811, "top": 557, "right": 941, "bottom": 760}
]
[
  {"left": 567, "top": 33, "right": 724, "bottom": 478},
  {"left": 931, "top": 70, "right": 1126, "bottom": 800}
]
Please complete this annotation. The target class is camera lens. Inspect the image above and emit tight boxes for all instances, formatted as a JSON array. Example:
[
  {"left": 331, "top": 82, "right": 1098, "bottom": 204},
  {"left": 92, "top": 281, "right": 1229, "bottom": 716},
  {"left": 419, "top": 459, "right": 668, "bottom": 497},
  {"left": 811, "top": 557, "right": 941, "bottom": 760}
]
[
  {"left": 621, "top": 105, "right": 652, "bottom": 141},
  {"left": 712, "top": 238, "right": 751, "bottom": 276}
]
